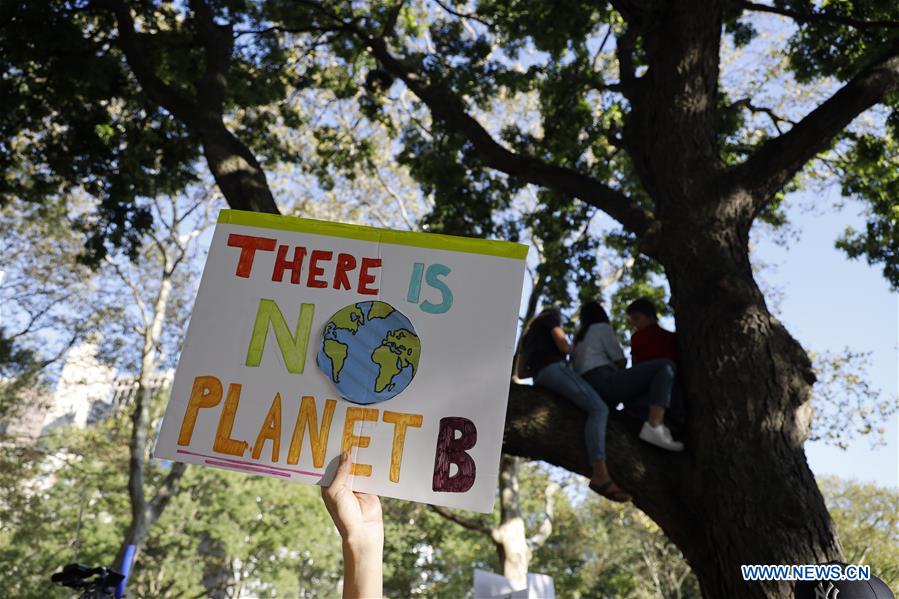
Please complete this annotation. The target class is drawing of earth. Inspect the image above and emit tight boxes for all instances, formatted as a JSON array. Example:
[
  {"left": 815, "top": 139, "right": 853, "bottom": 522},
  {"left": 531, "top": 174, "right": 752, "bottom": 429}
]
[{"left": 316, "top": 301, "right": 421, "bottom": 405}]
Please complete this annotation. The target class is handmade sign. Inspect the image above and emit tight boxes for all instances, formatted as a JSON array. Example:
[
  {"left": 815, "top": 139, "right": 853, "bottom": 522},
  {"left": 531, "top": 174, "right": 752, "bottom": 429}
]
[{"left": 154, "top": 209, "right": 527, "bottom": 512}]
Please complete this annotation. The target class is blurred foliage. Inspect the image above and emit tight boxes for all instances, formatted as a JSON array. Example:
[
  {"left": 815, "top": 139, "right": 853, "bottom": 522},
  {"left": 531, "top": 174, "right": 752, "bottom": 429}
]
[
  {"left": 809, "top": 349, "right": 898, "bottom": 449},
  {"left": 0, "top": 399, "right": 342, "bottom": 598},
  {"left": 819, "top": 475, "right": 899, "bottom": 589},
  {"left": 835, "top": 134, "right": 899, "bottom": 290},
  {"left": 3, "top": 422, "right": 896, "bottom": 598}
]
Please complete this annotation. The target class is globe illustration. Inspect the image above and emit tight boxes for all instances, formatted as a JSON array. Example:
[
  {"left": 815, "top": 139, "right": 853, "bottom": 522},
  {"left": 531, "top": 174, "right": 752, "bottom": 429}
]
[{"left": 316, "top": 301, "right": 421, "bottom": 405}]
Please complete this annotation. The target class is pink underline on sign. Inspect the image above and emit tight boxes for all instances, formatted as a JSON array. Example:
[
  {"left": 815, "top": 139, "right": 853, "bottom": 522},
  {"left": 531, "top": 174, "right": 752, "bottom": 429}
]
[
  {"left": 204, "top": 459, "right": 292, "bottom": 478},
  {"left": 176, "top": 449, "right": 321, "bottom": 477}
]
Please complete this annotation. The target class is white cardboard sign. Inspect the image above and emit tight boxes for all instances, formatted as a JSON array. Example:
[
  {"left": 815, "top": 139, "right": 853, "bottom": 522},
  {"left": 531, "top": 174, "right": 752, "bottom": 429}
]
[
  {"left": 154, "top": 210, "right": 527, "bottom": 512},
  {"left": 472, "top": 569, "right": 556, "bottom": 598}
]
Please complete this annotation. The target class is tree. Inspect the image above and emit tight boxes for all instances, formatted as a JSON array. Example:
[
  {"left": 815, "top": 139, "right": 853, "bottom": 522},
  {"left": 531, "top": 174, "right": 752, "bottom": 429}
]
[
  {"left": 4, "top": 1, "right": 899, "bottom": 596},
  {"left": 428, "top": 455, "right": 559, "bottom": 590},
  {"left": 0, "top": 401, "right": 344, "bottom": 598},
  {"left": 0, "top": 195, "right": 103, "bottom": 426},
  {"left": 97, "top": 191, "right": 217, "bottom": 575}
]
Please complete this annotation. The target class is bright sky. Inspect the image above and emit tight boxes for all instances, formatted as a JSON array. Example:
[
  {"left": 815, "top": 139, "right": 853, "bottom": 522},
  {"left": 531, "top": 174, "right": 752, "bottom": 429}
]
[{"left": 753, "top": 189, "right": 898, "bottom": 489}]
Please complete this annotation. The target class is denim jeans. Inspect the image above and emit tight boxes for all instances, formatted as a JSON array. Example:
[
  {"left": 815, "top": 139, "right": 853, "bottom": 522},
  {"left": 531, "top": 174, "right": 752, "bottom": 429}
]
[
  {"left": 582, "top": 359, "right": 675, "bottom": 410},
  {"left": 534, "top": 361, "right": 608, "bottom": 461}
]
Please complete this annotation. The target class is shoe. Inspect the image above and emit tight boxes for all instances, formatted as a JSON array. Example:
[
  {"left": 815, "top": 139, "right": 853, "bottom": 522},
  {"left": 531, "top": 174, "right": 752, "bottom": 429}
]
[
  {"left": 639, "top": 422, "right": 684, "bottom": 452},
  {"left": 588, "top": 479, "right": 632, "bottom": 503}
]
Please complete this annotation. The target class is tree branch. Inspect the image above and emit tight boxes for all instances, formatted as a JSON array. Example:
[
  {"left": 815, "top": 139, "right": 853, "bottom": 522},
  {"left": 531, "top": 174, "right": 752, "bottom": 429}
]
[
  {"left": 431, "top": 0, "right": 496, "bottom": 30},
  {"left": 149, "top": 462, "right": 188, "bottom": 519},
  {"left": 377, "top": 39, "right": 655, "bottom": 237},
  {"left": 728, "top": 98, "right": 796, "bottom": 134},
  {"left": 503, "top": 383, "right": 703, "bottom": 554},
  {"left": 526, "top": 482, "right": 559, "bottom": 551},
  {"left": 738, "top": 1, "right": 899, "bottom": 30},
  {"left": 100, "top": 0, "right": 202, "bottom": 126},
  {"left": 188, "top": 0, "right": 233, "bottom": 111},
  {"left": 732, "top": 44, "right": 899, "bottom": 215},
  {"left": 100, "top": 0, "right": 279, "bottom": 214},
  {"left": 428, "top": 504, "right": 493, "bottom": 535},
  {"left": 294, "top": 1, "right": 656, "bottom": 240}
]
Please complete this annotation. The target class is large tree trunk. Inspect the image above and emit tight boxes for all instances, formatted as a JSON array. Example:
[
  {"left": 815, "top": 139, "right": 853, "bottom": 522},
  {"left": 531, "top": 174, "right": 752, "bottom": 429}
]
[
  {"left": 112, "top": 259, "right": 187, "bottom": 576},
  {"left": 665, "top": 225, "right": 840, "bottom": 596},
  {"left": 198, "top": 118, "right": 280, "bottom": 215},
  {"left": 503, "top": 224, "right": 842, "bottom": 597}
]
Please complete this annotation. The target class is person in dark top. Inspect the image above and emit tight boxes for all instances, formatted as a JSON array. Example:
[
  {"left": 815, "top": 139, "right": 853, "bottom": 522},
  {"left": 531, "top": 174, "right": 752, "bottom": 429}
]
[
  {"left": 515, "top": 308, "right": 630, "bottom": 502},
  {"left": 573, "top": 300, "right": 684, "bottom": 452},
  {"left": 626, "top": 298, "right": 677, "bottom": 365}
]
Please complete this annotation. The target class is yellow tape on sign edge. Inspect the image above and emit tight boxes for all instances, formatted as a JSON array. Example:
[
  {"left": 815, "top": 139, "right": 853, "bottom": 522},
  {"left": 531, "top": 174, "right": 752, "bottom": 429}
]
[{"left": 218, "top": 209, "right": 529, "bottom": 260}]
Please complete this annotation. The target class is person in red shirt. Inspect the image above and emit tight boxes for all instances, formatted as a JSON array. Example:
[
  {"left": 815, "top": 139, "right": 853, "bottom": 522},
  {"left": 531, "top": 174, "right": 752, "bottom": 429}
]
[
  {"left": 626, "top": 298, "right": 677, "bottom": 365},
  {"left": 626, "top": 298, "right": 685, "bottom": 434}
]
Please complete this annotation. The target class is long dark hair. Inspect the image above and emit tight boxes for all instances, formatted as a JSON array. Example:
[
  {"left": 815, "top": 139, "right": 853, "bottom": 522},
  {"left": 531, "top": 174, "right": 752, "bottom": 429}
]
[
  {"left": 523, "top": 307, "right": 560, "bottom": 336},
  {"left": 574, "top": 300, "right": 610, "bottom": 343}
]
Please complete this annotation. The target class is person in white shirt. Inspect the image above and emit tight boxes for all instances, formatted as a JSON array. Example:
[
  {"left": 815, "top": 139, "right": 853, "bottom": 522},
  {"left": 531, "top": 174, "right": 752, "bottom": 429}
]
[
  {"left": 515, "top": 308, "right": 630, "bottom": 502},
  {"left": 571, "top": 301, "right": 683, "bottom": 452}
]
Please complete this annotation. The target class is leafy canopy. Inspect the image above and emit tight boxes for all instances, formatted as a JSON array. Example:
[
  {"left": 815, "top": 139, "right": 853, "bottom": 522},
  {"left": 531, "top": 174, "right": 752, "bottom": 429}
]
[{"left": 2, "top": 0, "right": 897, "bottom": 291}]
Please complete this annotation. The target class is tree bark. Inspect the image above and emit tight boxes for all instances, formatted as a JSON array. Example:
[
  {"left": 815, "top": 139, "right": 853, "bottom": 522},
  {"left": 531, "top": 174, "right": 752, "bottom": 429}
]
[{"left": 197, "top": 118, "right": 281, "bottom": 215}]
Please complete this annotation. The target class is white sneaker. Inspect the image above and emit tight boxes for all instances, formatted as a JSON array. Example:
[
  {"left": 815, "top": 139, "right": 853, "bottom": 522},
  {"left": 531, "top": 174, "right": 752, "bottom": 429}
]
[{"left": 639, "top": 422, "right": 685, "bottom": 452}]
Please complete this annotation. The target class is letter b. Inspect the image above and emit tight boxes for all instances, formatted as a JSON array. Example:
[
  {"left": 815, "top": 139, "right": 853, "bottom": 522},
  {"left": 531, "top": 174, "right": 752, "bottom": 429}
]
[{"left": 432, "top": 417, "right": 477, "bottom": 492}]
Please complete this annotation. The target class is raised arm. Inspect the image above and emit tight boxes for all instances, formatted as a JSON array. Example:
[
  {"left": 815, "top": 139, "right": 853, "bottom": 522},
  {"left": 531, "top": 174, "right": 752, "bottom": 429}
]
[
  {"left": 550, "top": 326, "right": 571, "bottom": 355},
  {"left": 321, "top": 452, "right": 384, "bottom": 598}
]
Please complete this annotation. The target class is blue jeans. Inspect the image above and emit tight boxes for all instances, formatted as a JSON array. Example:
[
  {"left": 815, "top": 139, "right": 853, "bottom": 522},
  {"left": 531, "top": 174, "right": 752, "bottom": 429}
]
[
  {"left": 534, "top": 361, "right": 608, "bottom": 461},
  {"left": 583, "top": 359, "right": 675, "bottom": 410}
]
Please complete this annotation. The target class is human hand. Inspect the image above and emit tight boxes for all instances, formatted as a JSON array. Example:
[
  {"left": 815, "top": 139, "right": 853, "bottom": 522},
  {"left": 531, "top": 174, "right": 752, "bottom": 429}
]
[
  {"left": 322, "top": 451, "right": 384, "bottom": 549},
  {"left": 321, "top": 451, "right": 383, "bottom": 598}
]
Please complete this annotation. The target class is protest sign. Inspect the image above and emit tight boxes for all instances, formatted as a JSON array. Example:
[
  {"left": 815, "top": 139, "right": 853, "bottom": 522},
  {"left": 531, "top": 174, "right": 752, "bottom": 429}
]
[
  {"left": 154, "top": 209, "right": 527, "bottom": 512},
  {"left": 472, "top": 569, "right": 556, "bottom": 598}
]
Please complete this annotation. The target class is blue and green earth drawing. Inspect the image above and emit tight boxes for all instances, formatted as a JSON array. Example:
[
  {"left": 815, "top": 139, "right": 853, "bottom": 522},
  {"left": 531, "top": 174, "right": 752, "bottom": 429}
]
[{"left": 316, "top": 301, "right": 421, "bottom": 405}]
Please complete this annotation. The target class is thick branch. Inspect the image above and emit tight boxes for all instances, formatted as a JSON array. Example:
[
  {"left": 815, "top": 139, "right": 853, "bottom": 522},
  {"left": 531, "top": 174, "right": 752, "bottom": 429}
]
[
  {"left": 149, "top": 462, "right": 188, "bottom": 519},
  {"left": 103, "top": 0, "right": 202, "bottom": 126},
  {"left": 340, "top": 25, "right": 656, "bottom": 239},
  {"left": 428, "top": 504, "right": 492, "bottom": 535},
  {"left": 102, "top": 0, "right": 279, "bottom": 214},
  {"left": 188, "top": 0, "right": 233, "bottom": 112},
  {"left": 738, "top": 1, "right": 899, "bottom": 30},
  {"left": 503, "top": 384, "right": 702, "bottom": 553},
  {"left": 733, "top": 45, "right": 899, "bottom": 215}
]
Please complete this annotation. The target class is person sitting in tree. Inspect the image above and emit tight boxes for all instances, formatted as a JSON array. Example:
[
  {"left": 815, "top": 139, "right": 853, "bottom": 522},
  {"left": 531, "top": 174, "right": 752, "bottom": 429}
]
[
  {"left": 625, "top": 297, "right": 677, "bottom": 366},
  {"left": 571, "top": 300, "right": 683, "bottom": 452},
  {"left": 515, "top": 307, "right": 631, "bottom": 502}
]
